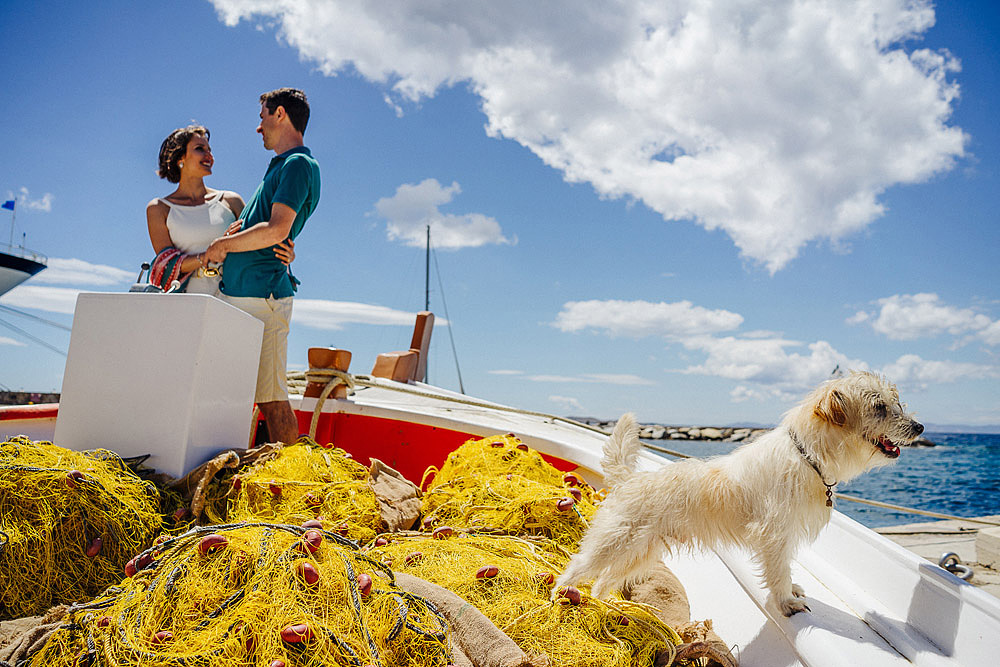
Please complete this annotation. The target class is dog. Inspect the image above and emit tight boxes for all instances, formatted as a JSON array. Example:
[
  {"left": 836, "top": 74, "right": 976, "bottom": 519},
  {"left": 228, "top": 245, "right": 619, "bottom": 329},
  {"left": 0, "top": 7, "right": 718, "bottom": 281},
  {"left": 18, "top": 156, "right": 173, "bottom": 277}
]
[{"left": 555, "top": 371, "right": 923, "bottom": 616}]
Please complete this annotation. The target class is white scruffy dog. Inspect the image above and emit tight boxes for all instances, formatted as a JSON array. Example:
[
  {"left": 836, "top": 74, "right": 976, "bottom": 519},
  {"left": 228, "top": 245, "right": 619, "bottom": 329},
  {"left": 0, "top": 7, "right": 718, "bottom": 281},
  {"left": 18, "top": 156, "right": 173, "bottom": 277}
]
[{"left": 556, "top": 371, "right": 923, "bottom": 616}]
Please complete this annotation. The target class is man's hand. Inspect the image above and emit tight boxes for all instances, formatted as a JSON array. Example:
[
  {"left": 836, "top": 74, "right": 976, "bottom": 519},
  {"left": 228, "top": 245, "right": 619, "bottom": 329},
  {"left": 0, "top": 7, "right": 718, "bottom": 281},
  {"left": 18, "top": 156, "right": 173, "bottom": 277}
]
[
  {"left": 204, "top": 237, "right": 229, "bottom": 264},
  {"left": 274, "top": 239, "right": 295, "bottom": 266}
]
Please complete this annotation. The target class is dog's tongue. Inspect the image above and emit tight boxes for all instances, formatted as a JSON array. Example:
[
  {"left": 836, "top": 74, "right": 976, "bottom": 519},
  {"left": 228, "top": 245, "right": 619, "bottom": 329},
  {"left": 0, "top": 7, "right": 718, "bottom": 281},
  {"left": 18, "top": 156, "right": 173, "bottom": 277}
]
[{"left": 877, "top": 435, "right": 901, "bottom": 458}]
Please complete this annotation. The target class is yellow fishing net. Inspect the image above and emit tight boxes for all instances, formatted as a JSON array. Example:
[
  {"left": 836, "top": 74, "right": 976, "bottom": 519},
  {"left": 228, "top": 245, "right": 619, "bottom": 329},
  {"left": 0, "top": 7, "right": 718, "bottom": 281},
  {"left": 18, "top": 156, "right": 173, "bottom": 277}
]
[
  {"left": 221, "top": 438, "right": 384, "bottom": 543},
  {"left": 28, "top": 523, "right": 451, "bottom": 667},
  {"left": 421, "top": 433, "right": 599, "bottom": 548},
  {"left": 368, "top": 531, "right": 680, "bottom": 666},
  {"left": 0, "top": 436, "right": 161, "bottom": 619},
  {"left": 411, "top": 433, "right": 682, "bottom": 666}
]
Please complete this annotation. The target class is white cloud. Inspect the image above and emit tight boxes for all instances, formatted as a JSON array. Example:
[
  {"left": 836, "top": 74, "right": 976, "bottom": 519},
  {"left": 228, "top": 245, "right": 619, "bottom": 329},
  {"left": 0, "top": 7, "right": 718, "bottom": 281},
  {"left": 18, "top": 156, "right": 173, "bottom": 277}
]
[
  {"left": 487, "top": 369, "right": 524, "bottom": 376},
  {"left": 680, "top": 336, "right": 866, "bottom": 400},
  {"left": 0, "top": 286, "right": 85, "bottom": 314},
  {"left": 0, "top": 336, "right": 27, "bottom": 347},
  {"left": 554, "top": 299, "right": 742, "bottom": 338},
  {"left": 212, "top": 0, "right": 966, "bottom": 272},
  {"left": 8, "top": 187, "right": 53, "bottom": 213},
  {"left": 521, "top": 372, "right": 653, "bottom": 386},
  {"left": 31, "top": 258, "right": 135, "bottom": 287},
  {"left": 880, "top": 353, "right": 999, "bottom": 390},
  {"left": 851, "top": 293, "right": 996, "bottom": 342},
  {"left": 292, "top": 299, "right": 429, "bottom": 330},
  {"left": 549, "top": 395, "right": 584, "bottom": 412},
  {"left": 372, "top": 179, "right": 514, "bottom": 249}
]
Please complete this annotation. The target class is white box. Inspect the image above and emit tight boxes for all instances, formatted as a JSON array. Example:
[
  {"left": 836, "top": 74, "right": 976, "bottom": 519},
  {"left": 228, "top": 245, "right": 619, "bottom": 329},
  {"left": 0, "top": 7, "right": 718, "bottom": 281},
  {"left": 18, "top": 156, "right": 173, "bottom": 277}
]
[{"left": 54, "top": 292, "right": 264, "bottom": 478}]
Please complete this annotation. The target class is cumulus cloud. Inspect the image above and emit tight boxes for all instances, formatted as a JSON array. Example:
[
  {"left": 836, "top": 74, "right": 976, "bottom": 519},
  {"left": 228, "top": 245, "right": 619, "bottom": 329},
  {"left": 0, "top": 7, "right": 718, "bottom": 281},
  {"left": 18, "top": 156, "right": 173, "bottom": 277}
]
[
  {"left": 554, "top": 299, "right": 742, "bottom": 338},
  {"left": 680, "top": 336, "right": 866, "bottom": 400},
  {"left": 292, "top": 299, "right": 433, "bottom": 330},
  {"left": 212, "top": 0, "right": 966, "bottom": 271},
  {"left": 0, "top": 286, "right": 85, "bottom": 314},
  {"left": 372, "top": 179, "right": 514, "bottom": 249},
  {"left": 31, "top": 258, "right": 135, "bottom": 287},
  {"left": 881, "top": 353, "right": 999, "bottom": 390},
  {"left": 8, "top": 187, "right": 53, "bottom": 213},
  {"left": 850, "top": 293, "right": 997, "bottom": 343},
  {"left": 549, "top": 395, "right": 584, "bottom": 412}
]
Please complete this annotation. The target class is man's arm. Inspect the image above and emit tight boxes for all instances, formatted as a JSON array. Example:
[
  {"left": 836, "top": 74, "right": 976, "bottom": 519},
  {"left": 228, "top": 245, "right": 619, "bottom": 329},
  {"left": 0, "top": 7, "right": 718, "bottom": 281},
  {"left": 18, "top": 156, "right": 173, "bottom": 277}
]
[{"left": 204, "top": 202, "right": 296, "bottom": 263}]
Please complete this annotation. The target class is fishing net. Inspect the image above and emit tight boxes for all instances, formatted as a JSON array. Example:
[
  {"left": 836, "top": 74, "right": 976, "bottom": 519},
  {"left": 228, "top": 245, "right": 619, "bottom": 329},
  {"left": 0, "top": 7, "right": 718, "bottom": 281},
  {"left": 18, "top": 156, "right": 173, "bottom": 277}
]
[
  {"left": 367, "top": 531, "right": 681, "bottom": 667},
  {"left": 221, "top": 438, "right": 385, "bottom": 543},
  {"left": 0, "top": 436, "right": 161, "bottom": 619},
  {"left": 26, "top": 522, "right": 451, "bottom": 667},
  {"left": 420, "top": 433, "right": 599, "bottom": 548}
]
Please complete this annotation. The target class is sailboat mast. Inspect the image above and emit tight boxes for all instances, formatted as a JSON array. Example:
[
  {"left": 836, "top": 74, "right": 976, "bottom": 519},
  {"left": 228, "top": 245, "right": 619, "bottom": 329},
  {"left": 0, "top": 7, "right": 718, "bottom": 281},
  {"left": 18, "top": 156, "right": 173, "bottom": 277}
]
[{"left": 425, "top": 225, "right": 430, "bottom": 311}]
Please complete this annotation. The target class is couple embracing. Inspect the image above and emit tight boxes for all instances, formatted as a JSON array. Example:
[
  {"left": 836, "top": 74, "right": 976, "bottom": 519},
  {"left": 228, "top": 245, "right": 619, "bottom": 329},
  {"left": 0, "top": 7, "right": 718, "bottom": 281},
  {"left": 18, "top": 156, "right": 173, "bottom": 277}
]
[{"left": 146, "top": 87, "right": 320, "bottom": 445}]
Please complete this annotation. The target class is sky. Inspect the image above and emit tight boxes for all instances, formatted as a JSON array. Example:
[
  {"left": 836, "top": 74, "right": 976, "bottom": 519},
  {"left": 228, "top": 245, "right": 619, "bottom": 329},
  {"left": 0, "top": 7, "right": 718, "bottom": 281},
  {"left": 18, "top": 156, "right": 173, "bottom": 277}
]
[{"left": 1, "top": 0, "right": 998, "bottom": 430}]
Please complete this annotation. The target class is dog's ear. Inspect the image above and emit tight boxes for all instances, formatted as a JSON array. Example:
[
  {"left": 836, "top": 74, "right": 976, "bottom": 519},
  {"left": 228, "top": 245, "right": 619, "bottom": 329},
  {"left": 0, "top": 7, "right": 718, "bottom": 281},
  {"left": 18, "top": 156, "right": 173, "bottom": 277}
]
[{"left": 814, "top": 388, "right": 848, "bottom": 426}]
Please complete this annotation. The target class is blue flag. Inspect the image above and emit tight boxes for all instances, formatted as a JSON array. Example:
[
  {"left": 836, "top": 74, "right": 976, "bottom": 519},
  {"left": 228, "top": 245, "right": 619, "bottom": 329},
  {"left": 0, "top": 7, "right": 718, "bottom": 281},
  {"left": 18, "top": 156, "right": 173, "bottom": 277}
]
[{"left": 1, "top": 200, "right": 13, "bottom": 211}]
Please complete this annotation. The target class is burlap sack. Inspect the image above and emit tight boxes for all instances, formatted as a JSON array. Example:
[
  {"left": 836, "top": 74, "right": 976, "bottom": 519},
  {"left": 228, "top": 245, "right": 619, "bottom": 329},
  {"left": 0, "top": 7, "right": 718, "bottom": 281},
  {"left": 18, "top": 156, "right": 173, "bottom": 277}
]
[
  {"left": 624, "top": 563, "right": 738, "bottom": 667},
  {"left": 393, "top": 571, "right": 547, "bottom": 667},
  {"left": 0, "top": 605, "right": 67, "bottom": 665},
  {"left": 368, "top": 458, "right": 422, "bottom": 531}
]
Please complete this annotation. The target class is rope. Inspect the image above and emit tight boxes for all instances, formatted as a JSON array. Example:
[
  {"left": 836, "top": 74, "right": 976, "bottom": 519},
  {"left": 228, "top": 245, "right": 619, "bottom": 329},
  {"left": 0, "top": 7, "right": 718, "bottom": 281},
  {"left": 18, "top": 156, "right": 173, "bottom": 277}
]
[
  {"left": 644, "top": 439, "right": 1000, "bottom": 527},
  {"left": 834, "top": 494, "right": 1000, "bottom": 526},
  {"left": 303, "top": 370, "right": 356, "bottom": 441},
  {"left": 296, "top": 369, "right": 999, "bottom": 530},
  {"left": 297, "top": 370, "right": 608, "bottom": 437}
]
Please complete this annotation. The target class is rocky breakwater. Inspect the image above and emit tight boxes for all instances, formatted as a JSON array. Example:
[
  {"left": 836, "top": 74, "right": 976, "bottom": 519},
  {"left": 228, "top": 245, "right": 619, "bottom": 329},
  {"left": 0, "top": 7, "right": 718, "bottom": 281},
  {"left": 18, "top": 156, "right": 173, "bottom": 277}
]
[{"left": 577, "top": 418, "right": 770, "bottom": 443}]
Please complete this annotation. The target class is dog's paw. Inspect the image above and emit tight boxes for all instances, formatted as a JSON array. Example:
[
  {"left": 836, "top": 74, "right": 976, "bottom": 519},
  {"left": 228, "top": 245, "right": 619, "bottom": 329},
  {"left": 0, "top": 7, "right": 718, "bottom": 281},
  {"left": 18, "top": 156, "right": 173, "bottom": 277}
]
[
  {"left": 779, "top": 596, "right": 811, "bottom": 616},
  {"left": 791, "top": 583, "right": 806, "bottom": 598}
]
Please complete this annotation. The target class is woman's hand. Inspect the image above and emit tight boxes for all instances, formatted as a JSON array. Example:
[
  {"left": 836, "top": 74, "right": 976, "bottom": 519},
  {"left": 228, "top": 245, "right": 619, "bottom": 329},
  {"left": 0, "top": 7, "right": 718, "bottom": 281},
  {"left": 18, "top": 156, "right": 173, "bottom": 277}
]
[
  {"left": 274, "top": 239, "right": 296, "bottom": 266},
  {"left": 226, "top": 220, "right": 243, "bottom": 236}
]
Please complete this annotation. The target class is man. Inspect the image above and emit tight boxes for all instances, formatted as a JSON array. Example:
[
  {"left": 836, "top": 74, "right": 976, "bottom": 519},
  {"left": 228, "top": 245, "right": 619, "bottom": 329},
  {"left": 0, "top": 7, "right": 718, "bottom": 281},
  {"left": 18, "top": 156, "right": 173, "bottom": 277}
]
[{"left": 204, "top": 88, "right": 321, "bottom": 444}]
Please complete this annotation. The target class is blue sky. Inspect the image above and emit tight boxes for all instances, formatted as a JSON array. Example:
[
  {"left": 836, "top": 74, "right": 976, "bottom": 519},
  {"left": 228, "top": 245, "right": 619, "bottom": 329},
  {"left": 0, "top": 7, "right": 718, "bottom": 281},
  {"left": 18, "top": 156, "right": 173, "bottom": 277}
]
[{"left": 1, "top": 0, "right": 997, "bottom": 429}]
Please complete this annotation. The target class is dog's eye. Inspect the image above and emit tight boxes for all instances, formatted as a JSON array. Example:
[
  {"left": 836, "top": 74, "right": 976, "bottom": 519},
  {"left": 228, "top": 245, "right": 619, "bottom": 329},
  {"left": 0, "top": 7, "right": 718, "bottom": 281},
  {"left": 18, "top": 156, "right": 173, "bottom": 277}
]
[{"left": 873, "top": 400, "right": 887, "bottom": 419}]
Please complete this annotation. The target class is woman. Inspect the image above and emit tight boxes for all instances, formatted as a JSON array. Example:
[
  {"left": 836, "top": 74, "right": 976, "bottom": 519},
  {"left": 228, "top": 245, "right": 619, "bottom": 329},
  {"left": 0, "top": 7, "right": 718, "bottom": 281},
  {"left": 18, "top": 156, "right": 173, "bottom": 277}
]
[{"left": 146, "top": 125, "right": 293, "bottom": 294}]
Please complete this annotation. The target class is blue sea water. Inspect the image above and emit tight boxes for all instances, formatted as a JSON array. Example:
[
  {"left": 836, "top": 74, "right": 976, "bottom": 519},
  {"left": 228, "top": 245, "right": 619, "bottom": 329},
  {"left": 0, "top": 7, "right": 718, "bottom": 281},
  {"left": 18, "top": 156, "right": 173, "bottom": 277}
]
[{"left": 644, "top": 432, "right": 1000, "bottom": 529}]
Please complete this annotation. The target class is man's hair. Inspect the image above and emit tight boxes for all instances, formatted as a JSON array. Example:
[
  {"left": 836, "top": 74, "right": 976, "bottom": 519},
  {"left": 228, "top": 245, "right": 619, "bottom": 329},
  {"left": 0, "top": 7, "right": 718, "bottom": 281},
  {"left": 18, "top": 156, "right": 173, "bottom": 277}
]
[
  {"left": 260, "top": 88, "right": 310, "bottom": 135},
  {"left": 157, "top": 125, "right": 209, "bottom": 183}
]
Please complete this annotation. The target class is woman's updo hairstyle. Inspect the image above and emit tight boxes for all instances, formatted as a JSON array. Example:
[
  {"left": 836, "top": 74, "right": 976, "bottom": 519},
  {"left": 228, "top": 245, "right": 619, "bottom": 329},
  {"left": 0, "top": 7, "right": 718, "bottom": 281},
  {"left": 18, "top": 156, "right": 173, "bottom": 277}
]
[{"left": 157, "top": 125, "right": 209, "bottom": 183}]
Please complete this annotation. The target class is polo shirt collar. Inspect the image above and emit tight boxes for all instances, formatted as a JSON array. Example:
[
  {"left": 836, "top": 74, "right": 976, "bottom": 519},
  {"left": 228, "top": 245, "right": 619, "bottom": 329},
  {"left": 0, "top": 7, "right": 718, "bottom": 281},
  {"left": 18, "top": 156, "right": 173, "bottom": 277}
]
[{"left": 276, "top": 145, "right": 310, "bottom": 159}]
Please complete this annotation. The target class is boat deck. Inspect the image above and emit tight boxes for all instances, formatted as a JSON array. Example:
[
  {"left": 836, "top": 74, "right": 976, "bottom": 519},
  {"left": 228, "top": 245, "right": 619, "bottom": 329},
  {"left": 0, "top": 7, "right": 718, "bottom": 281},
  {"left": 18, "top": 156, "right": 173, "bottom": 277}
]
[{"left": 878, "top": 516, "right": 1000, "bottom": 599}]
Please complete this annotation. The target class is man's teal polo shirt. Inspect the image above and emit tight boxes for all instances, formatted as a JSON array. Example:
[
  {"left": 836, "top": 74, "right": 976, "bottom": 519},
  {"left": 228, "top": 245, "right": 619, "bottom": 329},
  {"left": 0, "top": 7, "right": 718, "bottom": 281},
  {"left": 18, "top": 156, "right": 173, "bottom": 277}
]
[{"left": 221, "top": 146, "right": 321, "bottom": 298}]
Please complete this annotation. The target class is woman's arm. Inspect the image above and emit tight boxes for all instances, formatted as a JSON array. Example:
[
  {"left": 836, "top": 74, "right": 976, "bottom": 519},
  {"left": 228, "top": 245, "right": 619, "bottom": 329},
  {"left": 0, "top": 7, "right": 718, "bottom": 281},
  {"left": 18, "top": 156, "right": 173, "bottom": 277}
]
[{"left": 146, "top": 199, "right": 204, "bottom": 273}]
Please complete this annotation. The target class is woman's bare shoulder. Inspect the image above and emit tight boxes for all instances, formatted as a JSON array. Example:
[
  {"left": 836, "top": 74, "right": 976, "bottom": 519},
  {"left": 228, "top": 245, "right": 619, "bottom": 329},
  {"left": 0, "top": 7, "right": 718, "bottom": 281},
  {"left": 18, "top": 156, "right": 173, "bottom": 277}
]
[{"left": 146, "top": 197, "right": 169, "bottom": 210}]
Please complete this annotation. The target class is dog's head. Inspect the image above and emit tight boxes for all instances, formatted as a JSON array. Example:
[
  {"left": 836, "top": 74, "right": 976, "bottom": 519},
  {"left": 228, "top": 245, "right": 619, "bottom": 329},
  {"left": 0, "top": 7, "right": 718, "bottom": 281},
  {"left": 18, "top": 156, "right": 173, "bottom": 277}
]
[{"left": 796, "top": 371, "right": 923, "bottom": 479}]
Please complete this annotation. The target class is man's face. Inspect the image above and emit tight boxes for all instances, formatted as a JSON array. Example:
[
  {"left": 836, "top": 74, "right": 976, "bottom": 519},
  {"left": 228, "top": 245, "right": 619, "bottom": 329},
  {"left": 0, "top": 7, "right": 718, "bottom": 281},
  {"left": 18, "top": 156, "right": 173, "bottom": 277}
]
[{"left": 257, "top": 103, "right": 278, "bottom": 150}]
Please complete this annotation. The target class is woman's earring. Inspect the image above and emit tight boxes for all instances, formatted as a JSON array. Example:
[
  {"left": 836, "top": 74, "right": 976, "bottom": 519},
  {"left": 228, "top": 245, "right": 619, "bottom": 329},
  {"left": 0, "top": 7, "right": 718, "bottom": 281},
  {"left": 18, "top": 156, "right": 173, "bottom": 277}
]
[{"left": 179, "top": 162, "right": 185, "bottom": 168}]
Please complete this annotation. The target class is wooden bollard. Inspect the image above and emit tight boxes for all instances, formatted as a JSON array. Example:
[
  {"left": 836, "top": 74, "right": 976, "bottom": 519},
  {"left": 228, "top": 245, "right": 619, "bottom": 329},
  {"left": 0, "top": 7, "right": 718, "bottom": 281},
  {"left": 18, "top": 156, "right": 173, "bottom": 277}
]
[{"left": 305, "top": 347, "right": 352, "bottom": 400}]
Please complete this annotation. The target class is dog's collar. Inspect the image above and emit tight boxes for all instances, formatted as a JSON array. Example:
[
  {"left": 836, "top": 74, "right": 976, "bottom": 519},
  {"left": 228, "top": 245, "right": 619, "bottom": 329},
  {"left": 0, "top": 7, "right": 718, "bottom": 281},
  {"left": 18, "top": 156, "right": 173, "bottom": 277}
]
[{"left": 789, "top": 428, "right": 837, "bottom": 507}]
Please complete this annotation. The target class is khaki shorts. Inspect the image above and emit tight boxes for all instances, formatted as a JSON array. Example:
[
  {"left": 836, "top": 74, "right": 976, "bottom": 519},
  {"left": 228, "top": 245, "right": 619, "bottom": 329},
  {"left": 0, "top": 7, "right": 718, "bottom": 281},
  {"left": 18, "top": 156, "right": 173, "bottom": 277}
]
[{"left": 222, "top": 295, "right": 293, "bottom": 403}]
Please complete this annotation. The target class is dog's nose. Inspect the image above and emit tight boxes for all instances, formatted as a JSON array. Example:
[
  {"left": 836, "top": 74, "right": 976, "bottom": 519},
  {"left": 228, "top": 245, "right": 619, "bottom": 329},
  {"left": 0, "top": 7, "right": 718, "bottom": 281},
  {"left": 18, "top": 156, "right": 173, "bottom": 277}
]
[{"left": 912, "top": 421, "right": 924, "bottom": 435}]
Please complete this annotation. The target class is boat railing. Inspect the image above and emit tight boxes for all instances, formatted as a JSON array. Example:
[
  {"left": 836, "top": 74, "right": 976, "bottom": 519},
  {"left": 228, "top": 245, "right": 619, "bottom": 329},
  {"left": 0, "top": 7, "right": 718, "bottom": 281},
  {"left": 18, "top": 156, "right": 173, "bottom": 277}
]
[{"left": 0, "top": 241, "right": 48, "bottom": 265}]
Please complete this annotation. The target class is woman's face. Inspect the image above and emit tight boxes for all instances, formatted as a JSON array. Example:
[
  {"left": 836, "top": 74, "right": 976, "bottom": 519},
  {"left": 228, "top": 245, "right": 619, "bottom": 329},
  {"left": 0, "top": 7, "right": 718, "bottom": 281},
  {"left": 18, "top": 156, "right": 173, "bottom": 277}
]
[{"left": 180, "top": 133, "right": 213, "bottom": 178}]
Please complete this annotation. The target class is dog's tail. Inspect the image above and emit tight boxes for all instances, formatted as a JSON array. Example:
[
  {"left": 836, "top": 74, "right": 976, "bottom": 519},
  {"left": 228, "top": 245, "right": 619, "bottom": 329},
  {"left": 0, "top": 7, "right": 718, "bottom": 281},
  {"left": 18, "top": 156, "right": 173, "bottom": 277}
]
[{"left": 601, "top": 412, "right": 641, "bottom": 489}]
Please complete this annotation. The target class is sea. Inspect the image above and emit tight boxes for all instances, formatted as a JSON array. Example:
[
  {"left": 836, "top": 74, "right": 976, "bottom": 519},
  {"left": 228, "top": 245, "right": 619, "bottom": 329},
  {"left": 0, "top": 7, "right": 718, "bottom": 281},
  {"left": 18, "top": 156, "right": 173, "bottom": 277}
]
[{"left": 643, "top": 432, "right": 1000, "bottom": 529}]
